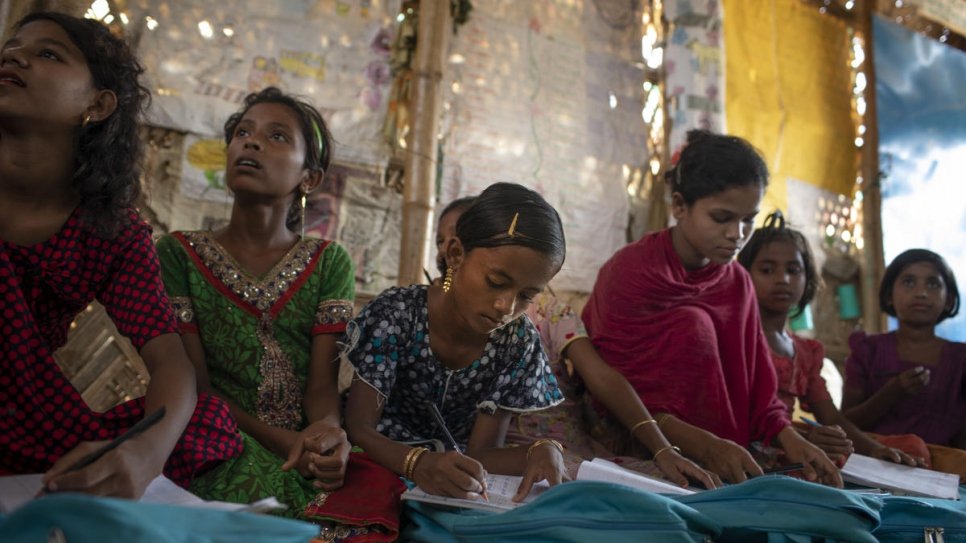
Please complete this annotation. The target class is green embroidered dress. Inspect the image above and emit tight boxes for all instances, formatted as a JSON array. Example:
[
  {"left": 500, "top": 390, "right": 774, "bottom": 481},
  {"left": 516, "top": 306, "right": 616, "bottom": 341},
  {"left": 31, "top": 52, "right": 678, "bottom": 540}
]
[{"left": 156, "top": 231, "right": 354, "bottom": 518}]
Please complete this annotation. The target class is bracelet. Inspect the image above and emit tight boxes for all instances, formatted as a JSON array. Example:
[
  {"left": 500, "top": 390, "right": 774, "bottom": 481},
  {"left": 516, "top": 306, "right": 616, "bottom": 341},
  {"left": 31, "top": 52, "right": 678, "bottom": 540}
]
[
  {"left": 527, "top": 438, "right": 563, "bottom": 461},
  {"left": 656, "top": 413, "right": 672, "bottom": 428},
  {"left": 403, "top": 447, "right": 429, "bottom": 480},
  {"left": 652, "top": 445, "right": 681, "bottom": 460},
  {"left": 630, "top": 418, "right": 657, "bottom": 435}
]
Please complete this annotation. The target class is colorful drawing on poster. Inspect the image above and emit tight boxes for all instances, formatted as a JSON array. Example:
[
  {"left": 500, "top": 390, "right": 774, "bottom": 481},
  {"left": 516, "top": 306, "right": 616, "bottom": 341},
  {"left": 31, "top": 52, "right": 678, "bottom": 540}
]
[{"left": 183, "top": 136, "right": 229, "bottom": 202}]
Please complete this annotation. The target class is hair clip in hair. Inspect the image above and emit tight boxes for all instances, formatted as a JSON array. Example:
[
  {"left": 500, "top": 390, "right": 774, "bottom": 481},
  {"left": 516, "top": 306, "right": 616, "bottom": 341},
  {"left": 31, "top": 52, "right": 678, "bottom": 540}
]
[
  {"left": 312, "top": 119, "right": 325, "bottom": 158},
  {"left": 507, "top": 212, "right": 519, "bottom": 238}
]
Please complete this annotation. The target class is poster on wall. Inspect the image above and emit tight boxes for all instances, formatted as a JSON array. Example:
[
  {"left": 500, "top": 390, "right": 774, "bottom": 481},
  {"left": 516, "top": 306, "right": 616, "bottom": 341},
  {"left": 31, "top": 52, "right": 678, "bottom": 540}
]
[
  {"left": 438, "top": 0, "right": 646, "bottom": 292},
  {"left": 875, "top": 16, "right": 966, "bottom": 341},
  {"left": 665, "top": 0, "right": 726, "bottom": 154},
  {"left": 126, "top": 0, "right": 398, "bottom": 167}
]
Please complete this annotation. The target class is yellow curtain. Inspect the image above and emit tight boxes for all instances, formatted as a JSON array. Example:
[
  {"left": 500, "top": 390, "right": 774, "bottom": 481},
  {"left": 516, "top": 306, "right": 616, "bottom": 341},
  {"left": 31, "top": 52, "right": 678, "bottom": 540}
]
[{"left": 724, "top": 0, "right": 855, "bottom": 214}]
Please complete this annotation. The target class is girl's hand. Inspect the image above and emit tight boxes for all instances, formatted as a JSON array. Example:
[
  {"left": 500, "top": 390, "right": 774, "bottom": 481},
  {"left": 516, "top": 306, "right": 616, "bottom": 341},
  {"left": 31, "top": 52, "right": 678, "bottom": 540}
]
[
  {"left": 868, "top": 443, "right": 922, "bottom": 467},
  {"left": 803, "top": 424, "right": 853, "bottom": 462},
  {"left": 413, "top": 451, "right": 488, "bottom": 500},
  {"left": 42, "top": 438, "right": 162, "bottom": 499},
  {"left": 889, "top": 367, "right": 930, "bottom": 397},
  {"left": 654, "top": 448, "right": 719, "bottom": 489},
  {"left": 693, "top": 436, "right": 763, "bottom": 484},
  {"left": 282, "top": 421, "right": 351, "bottom": 490},
  {"left": 778, "top": 427, "right": 843, "bottom": 487},
  {"left": 514, "top": 441, "right": 569, "bottom": 502}
]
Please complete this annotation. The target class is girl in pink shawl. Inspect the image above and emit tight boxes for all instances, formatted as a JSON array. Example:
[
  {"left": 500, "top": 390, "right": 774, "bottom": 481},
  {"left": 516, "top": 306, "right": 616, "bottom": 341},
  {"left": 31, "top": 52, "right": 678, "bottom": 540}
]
[{"left": 582, "top": 130, "right": 841, "bottom": 486}]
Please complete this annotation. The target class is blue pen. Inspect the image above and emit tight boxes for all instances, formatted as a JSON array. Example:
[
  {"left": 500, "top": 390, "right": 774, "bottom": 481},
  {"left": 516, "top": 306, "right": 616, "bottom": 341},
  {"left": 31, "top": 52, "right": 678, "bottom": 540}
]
[{"left": 799, "top": 416, "right": 821, "bottom": 427}]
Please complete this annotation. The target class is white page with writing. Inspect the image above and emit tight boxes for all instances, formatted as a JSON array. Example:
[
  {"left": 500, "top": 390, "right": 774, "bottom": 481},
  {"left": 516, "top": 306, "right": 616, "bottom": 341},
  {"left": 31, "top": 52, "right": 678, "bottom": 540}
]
[
  {"left": 576, "top": 458, "right": 696, "bottom": 496},
  {"left": 842, "top": 453, "right": 960, "bottom": 500},
  {"left": 401, "top": 473, "right": 549, "bottom": 513}
]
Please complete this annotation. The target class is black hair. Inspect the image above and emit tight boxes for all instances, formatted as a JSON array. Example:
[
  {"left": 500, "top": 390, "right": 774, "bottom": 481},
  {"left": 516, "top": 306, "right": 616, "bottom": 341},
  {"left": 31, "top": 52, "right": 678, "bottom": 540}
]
[
  {"left": 737, "top": 210, "right": 818, "bottom": 318},
  {"left": 454, "top": 182, "right": 565, "bottom": 269},
  {"left": 666, "top": 129, "right": 769, "bottom": 205},
  {"left": 224, "top": 86, "right": 333, "bottom": 232},
  {"left": 880, "top": 249, "right": 960, "bottom": 323},
  {"left": 436, "top": 195, "right": 477, "bottom": 276},
  {"left": 17, "top": 12, "right": 151, "bottom": 238}
]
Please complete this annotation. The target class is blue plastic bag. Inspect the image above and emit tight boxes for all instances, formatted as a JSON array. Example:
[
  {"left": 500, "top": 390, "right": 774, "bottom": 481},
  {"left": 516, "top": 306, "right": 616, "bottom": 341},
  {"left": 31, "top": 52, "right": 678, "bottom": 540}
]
[
  {"left": 0, "top": 493, "right": 319, "bottom": 543},
  {"left": 875, "top": 494, "right": 966, "bottom": 542}
]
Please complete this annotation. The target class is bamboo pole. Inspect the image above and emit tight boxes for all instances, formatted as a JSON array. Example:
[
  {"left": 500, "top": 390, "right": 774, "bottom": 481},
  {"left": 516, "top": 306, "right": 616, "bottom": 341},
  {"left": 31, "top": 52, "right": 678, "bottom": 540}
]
[
  {"left": 397, "top": 0, "right": 451, "bottom": 286},
  {"left": 856, "top": 0, "right": 887, "bottom": 333}
]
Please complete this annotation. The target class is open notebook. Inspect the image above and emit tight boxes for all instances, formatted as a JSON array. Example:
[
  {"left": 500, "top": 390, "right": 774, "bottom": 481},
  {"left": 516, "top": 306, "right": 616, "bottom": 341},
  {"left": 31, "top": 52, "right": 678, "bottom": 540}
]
[
  {"left": 841, "top": 453, "right": 961, "bottom": 500},
  {"left": 401, "top": 458, "right": 695, "bottom": 513},
  {"left": 0, "top": 474, "right": 286, "bottom": 514}
]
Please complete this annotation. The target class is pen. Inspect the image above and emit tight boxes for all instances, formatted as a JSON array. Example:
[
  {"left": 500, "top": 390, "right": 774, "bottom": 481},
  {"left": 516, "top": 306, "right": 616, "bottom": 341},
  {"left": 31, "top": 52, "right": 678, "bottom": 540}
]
[
  {"left": 426, "top": 402, "right": 462, "bottom": 454},
  {"left": 423, "top": 268, "right": 434, "bottom": 284},
  {"left": 761, "top": 463, "right": 805, "bottom": 475},
  {"left": 799, "top": 416, "right": 821, "bottom": 427},
  {"left": 426, "top": 402, "right": 488, "bottom": 501},
  {"left": 49, "top": 406, "right": 167, "bottom": 488}
]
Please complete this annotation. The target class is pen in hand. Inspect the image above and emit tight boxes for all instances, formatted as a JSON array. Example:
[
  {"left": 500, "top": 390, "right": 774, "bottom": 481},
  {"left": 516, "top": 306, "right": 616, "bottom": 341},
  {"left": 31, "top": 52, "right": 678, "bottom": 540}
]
[
  {"left": 43, "top": 406, "right": 167, "bottom": 493},
  {"left": 426, "top": 402, "right": 488, "bottom": 501}
]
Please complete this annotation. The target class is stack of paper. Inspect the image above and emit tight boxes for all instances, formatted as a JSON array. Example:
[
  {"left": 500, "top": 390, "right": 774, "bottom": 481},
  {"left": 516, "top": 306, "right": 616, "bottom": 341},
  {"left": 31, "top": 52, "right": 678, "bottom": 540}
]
[
  {"left": 575, "top": 458, "right": 696, "bottom": 496},
  {"left": 841, "top": 454, "right": 960, "bottom": 500}
]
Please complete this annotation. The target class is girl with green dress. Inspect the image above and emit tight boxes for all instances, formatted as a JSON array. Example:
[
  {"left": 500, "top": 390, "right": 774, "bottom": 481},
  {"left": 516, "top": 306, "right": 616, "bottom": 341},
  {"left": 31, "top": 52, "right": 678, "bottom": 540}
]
[{"left": 158, "top": 87, "right": 402, "bottom": 542}]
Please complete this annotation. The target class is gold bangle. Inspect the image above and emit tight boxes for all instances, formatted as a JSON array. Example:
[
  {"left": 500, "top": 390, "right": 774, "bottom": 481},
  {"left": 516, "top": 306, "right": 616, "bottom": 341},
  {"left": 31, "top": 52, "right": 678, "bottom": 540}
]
[
  {"left": 527, "top": 438, "right": 563, "bottom": 461},
  {"left": 656, "top": 413, "right": 672, "bottom": 428},
  {"left": 403, "top": 447, "right": 428, "bottom": 480},
  {"left": 630, "top": 419, "right": 657, "bottom": 435},
  {"left": 407, "top": 448, "right": 429, "bottom": 480},
  {"left": 652, "top": 445, "right": 681, "bottom": 460}
]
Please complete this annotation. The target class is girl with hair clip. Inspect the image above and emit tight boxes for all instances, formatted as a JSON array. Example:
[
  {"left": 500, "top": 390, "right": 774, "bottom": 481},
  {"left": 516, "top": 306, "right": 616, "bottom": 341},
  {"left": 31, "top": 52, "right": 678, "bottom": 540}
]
[
  {"left": 582, "top": 130, "right": 842, "bottom": 486},
  {"left": 158, "top": 87, "right": 403, "bottom": 539},
  {"left": 434, "top": 197, "right": 717, "bottom": 489},
  {"left": 842, "top": 249, "right": 966, "bottom": 452},
  {"left": 0, "top": 12, "right": 241, "bottom": 498},
  {"left": 738, "top": 211, "right": 921, "bottom": 466},
  {"left": 344, "top": 182, "right": 568, "bottom": 503}
]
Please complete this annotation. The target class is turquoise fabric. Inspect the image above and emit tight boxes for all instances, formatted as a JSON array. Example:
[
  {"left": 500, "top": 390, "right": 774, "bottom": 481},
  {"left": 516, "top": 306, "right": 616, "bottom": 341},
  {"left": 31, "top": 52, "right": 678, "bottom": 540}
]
[
  {"left": 0, "top": 493, "right": 319, "bottom": 543},
  {"left": 677, "top": 476, "right": 882, "bottom": 543},
  {"left": 403, "top": 480, "right": 721, "bottom": 543},
  {"left": 875, "top": 492, "right": 966, "bottom": 542}
]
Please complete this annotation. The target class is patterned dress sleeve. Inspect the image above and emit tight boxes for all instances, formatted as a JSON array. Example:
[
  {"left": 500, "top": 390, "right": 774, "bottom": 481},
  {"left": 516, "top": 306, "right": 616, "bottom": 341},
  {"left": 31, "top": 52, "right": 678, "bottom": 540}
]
[
  {"left": 531, "top": 293, "right": 588, "bottom": 360},
  {"left": 97, "top": 219, "right": 179, "bottom": 349},
  {"left": 477, "top": 318, "right": 564, "bottom": 414},
  {"left": 312, "top": 241, "right": 355, "bottom": 335},
  {"left": 844, "top": 331, "right": 874, "bottom": 397},
  {"left": 156, "top": 233, "right": 198, "bottom": 334},
  {"left": 343, "top": 288, "right": 409, "bottom": 400}
]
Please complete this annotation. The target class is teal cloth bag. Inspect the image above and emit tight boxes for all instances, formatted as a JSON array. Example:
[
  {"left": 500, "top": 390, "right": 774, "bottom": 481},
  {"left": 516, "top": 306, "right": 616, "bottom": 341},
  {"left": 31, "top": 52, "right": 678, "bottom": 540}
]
[
  {"left": 0, "top": 493, "right": 320, "bottom": 543},
  {"left": 403, "top": 480, "right": 721, "bottom": 543},
  {"left": 874, "top": 494, "right": 966, "bottom": 542},
  {"left": 677, "top": 476, "right": 882, "bottom": 543}
]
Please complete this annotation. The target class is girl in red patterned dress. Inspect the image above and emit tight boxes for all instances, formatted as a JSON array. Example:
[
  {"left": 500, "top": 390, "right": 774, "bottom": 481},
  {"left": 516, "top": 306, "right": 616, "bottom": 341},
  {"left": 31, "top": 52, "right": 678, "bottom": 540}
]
[
  {"left": 0, "top": 12, "right": 240, "bottom": 498},
  {"left": 738, "top": 211, "right": 920, "bottom": 466}
]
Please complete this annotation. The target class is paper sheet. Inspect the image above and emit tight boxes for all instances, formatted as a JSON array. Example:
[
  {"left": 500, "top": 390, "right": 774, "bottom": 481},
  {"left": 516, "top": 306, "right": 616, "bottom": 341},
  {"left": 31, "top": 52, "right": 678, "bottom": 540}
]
[{"left": 841, "top": 453, "right": 961, "bottom": 500}]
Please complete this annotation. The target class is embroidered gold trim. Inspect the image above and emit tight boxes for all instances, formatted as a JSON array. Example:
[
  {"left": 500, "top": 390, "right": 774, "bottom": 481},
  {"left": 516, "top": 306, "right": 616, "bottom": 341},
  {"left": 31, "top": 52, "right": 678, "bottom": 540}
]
[
  {"left": 182, "top": 231, "right": 323, "bottom": 312},
  {"left": 170, "top": 296, "right": 195, "bottom": 324},
  {"left": 315, "top": 300, "right": 353, "bottom": 327},
  {"left": 255, "top": 313, "right": 303, "bottom": 430}
]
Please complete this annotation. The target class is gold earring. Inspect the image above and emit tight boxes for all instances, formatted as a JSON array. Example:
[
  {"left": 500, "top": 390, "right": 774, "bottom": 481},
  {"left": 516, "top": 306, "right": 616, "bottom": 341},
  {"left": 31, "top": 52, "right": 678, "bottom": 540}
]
[
  {"left": 300, "top": 190, "right": 307, "bottom": 238},
  {"left": 82, "top": 114, "right": 92, "bottom": 127},
  {"left": 442, "top": 266, "right": 454, "bottom": 293}
]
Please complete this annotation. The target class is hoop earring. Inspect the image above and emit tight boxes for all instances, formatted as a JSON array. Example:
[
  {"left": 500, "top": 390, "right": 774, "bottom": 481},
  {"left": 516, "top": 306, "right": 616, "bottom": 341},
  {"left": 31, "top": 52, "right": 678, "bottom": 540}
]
[
  {"left": 300, "top": 190, "right": 307, "bottom": 239},
  {"left": 442, "top": 266, "right": 454, "bottom": 293}
]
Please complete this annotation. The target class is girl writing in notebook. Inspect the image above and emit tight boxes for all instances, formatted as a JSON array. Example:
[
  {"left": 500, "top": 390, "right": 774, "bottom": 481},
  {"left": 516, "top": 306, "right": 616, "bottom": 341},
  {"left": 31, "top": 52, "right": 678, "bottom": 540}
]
[
  {"left": 842, "top": 249, "right": 965, "bottom": 449},
  {"left": 0, "top": 12, "right": 241, "bottom": 498},
  {"left": 434, "top": 197, "right": 717, "bottom": 488},
  {"left": 582, "top": 130, "right": 841, "bottom": 486},
  {"left": 344, "top": 182, "right": 568, "bottom": 502},
  {"left": 159, "top": 88, "right": 403, "bottom": 540},
  {"left": 738, "top": 211, "right": 919, "bottom": 465}
]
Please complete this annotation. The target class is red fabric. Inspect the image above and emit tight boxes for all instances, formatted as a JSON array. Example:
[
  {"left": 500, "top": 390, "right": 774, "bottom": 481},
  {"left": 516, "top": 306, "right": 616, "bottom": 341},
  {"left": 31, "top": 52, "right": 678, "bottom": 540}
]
[
  {"left": 582, "top": 229, "right": 790, "bottom": 446},
  {"left": 0, "top": 208, "right": 242, "bottom": 486},
  {"left": 303, "top": 452, "right": 405, "bottom": 542},
  {"left": 773, "top": 334, "right": 832, "bottom": 414}
]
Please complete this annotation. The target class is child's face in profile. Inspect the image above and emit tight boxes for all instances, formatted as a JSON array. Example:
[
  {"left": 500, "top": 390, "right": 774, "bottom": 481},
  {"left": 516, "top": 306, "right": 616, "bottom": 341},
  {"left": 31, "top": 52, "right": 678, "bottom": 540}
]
[
  {"left": 889, "top": 261, "right": 950, "bottom": 325},
  {"left": 450, "top": 245, "right": 558, "bottom": 335},
  {"left": 748, "top": 239, "right": 806, "bottom": 317}
]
